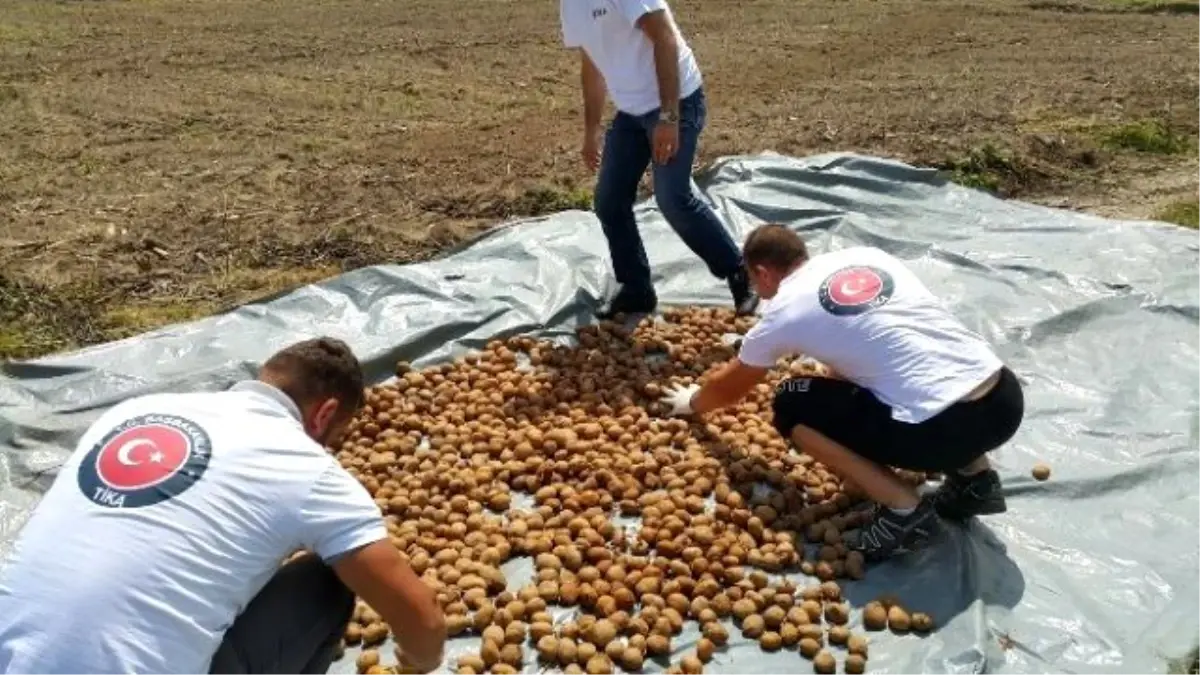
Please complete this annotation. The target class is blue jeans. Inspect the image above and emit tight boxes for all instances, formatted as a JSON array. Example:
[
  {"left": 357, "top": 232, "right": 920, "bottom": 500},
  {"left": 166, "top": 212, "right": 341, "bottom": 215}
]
[{"left": 593, "top": 86, "right": 743, "bottom": 291}]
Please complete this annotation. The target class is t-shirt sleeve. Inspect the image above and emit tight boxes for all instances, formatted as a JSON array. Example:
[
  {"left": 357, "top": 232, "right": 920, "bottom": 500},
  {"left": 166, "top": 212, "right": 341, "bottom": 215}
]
[
  {"left": 561, "top": 3, "right": 582, "bottom": 47},
  {"left": 613, "top": 0, "right": 669, "bottom": 24},
  {"left": 737, "top": 311, "right": 791, "bottom": 368},
  {"left": 297, "top": 464, "right": 387, "bottom": 563}
]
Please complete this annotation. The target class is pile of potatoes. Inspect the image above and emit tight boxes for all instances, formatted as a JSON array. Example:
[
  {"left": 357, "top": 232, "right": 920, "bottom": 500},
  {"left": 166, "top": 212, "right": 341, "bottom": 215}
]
[{"left": 331, "top": 307, "right": 937, "bottom": 674}]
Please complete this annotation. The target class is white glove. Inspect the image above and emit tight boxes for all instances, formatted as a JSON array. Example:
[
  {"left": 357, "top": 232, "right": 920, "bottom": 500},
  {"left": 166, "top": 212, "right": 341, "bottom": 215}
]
[{"left": 660, "top": 383, "right": 700, "bottom": 416}]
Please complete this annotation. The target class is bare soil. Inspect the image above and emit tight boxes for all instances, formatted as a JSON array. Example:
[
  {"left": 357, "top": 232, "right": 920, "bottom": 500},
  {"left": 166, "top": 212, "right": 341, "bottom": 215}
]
[{"left": 1, "top": 0, "right": 1196, "bottom": 358}]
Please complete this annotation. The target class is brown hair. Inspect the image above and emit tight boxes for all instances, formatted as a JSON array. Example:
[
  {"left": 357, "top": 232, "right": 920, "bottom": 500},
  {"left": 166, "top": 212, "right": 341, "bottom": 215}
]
[
  {"left": 259, "top": 337, "right": 365, "bottom": 419},
  {"left": 742, "top": 223, "right": 809, "bottom": 271}
]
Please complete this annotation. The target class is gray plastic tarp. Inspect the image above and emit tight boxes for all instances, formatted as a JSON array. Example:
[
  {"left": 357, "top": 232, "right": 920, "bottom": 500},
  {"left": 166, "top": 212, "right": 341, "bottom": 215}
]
[{"left": 1, "top": 152, "right": 1197, "bottom": 674}]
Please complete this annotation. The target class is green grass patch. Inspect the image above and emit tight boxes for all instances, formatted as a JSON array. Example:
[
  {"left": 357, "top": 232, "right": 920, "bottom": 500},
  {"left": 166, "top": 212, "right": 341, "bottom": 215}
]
[
  {"left": 1155, "top": 198, "right": 1199, "bottom": 228},
  {"left": 0, "top": 262, "right": 342, "bottom": 361},
  {"left": 1098, "top": 119, "right": 1192, "bottom": 155},
  {"left": 100, "top": 301, "right": 216, "bottom": 341},
  {"left": 0, "top": 276, "right": 102, "bottom": 360},
  {"left": 513, "top": 185, "right": 594, "bottom": 215},
  {"left": 939, "top": 143, "right": 1022, "bottom": 193}
]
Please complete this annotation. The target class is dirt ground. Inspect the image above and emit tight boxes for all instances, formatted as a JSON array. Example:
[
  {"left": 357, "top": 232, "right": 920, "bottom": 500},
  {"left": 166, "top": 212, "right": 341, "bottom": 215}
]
[{"left": 1, "top": 0, "right": 1196, "bottom": 359}]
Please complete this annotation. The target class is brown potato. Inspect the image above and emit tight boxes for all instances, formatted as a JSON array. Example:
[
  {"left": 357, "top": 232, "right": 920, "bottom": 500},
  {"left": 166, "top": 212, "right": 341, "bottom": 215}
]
[
  {"left": 701, "top": 622, "right": 728, "bottom": 646},
  {"left": 798, "top": 624, "right": 823, "bottom": 642},
  {"left": 799, "top": 637, "right": 821, "bottom": 658},
  {"left": 888, "top": 605, "right": 912, "bottom": 632},
  {"left": 846, "top": 654, "right": 867, "bottom": 674},
  {"left": 536, "top": 636, "right": 559, "bottom": 661},
  {"left": 864, "top": 602, "right": 888, "bottom": 630},
  {"left": 801, "top": 600, "right": 823, "bottom": 622},
  {"left": 759, "top": 631, "right": 783, "bottom": 651},
  {"left": 848, "top": 634, "right": 868, "bottom": 657},
  {"left": 741, "top": 614, "right": 766, "bottom": 639},
  {"left": 362, "top": 623, "right": 389, "bottom": 646},
  {"left": 813, "top": 650, "right": 836, "bottom": 674},
  {"left": 824, "top": 602, "right": 850, "bottom": 625},
  {"left": 586, "top": 654, "right": 613, "bottom": 674},
  {"left": 620, "top": 647, "right": 644, "bottom": 672},
  {"left": 780, "top": 622, "right": 801, "bottom": 646},
  {"left": 457, "top": 655, "right": 486, "bottom": 673},
  {"left": 590, "top": 619, "right": 618, "bottom": 647},
  {"left": 356, "top": 650, "right": 380, "bottom": 674}
]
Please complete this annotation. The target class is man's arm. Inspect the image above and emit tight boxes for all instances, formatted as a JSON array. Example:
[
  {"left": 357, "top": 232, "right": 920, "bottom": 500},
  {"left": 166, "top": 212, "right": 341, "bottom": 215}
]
[
  {"left": 662, "top": 312, "right": 789, "bottom": 416},
  {"left": 581, "top": 51, "right": 606, "bottom": 131},
  {"left": 332, "top": 542, "right": 446, "bottom": 672},
  {"left": 299, "top": 466, "right": 446, "bottom": 672},
  {"left": 634, "top": 9, "right": 680, "bottom": 117},
  {"left": 689, "top": 359, "right": 770, "bottom": 414}
]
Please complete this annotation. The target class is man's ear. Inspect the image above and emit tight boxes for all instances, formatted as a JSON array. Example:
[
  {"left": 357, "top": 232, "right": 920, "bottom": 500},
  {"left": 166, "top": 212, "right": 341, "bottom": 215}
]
[{"left": 310, "top": 397, "right": 341, "bottom": 434}]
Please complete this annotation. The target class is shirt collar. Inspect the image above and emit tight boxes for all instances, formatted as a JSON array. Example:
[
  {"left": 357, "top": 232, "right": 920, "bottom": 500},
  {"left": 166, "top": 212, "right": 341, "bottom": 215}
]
[{"left": 228, "top": 380, "right": 303, "bottom": 422}]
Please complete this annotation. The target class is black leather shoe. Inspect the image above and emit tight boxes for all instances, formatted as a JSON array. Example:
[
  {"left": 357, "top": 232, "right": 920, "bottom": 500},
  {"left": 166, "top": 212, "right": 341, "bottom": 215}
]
[{"left": 596, "top": 285, "right": 657, "bottom": 320}]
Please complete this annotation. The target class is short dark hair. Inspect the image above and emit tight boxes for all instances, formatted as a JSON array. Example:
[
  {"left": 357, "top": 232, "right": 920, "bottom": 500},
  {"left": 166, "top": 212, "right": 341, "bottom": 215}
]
[
  {"left": 743, "top": 223, "right": 809, "bottom": 270},
  {"left": 260, "top": 337, "right": 365, "bottom": 419}
]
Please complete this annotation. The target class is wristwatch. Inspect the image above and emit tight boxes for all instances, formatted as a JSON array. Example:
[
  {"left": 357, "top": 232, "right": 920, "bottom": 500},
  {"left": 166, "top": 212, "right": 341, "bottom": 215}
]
[{"left": 659, "top": 109, "right": 679, "bottom": 125}]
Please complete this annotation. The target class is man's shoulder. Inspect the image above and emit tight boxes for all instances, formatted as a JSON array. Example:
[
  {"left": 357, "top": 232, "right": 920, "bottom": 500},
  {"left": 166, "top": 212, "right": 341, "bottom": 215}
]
[{"left": 805, "top": 246, "right": 908, "bottom": 277}]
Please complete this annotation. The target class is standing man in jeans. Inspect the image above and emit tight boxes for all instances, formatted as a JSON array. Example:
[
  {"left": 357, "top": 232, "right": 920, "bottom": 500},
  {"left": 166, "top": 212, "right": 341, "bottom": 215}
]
[{"left": 560, "top": 0, "right": 759, "bottom": 319}]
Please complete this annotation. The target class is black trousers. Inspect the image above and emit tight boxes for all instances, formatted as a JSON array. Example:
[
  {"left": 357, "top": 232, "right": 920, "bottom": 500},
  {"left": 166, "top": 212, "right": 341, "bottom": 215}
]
[
  {"left": 208, "top": 555, "right": 354, "bottom": 674},
  {"left": 770, "top": 367, "right": 1025, "bottom": 472}
]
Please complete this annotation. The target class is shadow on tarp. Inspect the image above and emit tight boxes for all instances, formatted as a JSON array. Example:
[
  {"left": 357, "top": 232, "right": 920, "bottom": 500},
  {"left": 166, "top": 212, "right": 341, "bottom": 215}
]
[{"left": 1, "top": 151, "right": 1197, "bottom": 674}]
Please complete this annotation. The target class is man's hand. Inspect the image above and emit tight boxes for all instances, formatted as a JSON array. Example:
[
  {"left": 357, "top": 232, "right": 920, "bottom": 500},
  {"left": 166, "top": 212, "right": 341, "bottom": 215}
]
[
  {"left": 395, "top": 645, "right": 443, "bottom": 675},
  {"left": 583, "top": 125, "right": 603, "bottom": 172},
  {"left": 652, "top": 119, "right": 678, "bottom": 165},
  {"left": 660, "top": 383, "right": 700, "bottom": 416}
]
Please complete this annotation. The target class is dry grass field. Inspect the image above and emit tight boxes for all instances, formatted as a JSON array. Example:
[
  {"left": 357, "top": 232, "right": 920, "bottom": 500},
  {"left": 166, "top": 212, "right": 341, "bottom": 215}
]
[{"left": 1, "top": 0, "right": 1197, "bottom": 359}]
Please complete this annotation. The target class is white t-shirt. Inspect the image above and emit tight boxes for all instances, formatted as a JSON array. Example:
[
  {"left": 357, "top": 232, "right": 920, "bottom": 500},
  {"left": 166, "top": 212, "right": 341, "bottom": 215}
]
[
  {"left": 0, "top": 380, "right": 386, "bottom": 674},
  {"left": 739, "top": 246, "right": 1004, "bottom": 424},
  {"left": 560, "top": 0, "right": 704, "bottom": 115}
]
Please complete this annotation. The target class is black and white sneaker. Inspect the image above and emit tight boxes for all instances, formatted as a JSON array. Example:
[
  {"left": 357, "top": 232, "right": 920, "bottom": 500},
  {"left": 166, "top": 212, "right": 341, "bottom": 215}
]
[
  {"left": 727, "top": 267, "right": 759, "bottom": 316},
  {"left": 931, "top": 469, "right": 1007, "bottom": 521},
  {"left": 846, "top": 497, "right": 942, "bottom": 562},
  {"left": 596, "top": 284, "right": 657, "bottom": 320}
]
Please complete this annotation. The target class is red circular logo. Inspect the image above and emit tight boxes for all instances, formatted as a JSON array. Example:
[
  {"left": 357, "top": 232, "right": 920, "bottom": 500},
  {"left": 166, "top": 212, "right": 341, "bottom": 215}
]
[
  {"left": 827, "top": 267, "right": 884, "bottom": 306},
  {"left": 817, "top": 265, "right": 895, "bottom": 316},
  {"left": 94, "top": 424, "right": 191, "bottom": 491}
]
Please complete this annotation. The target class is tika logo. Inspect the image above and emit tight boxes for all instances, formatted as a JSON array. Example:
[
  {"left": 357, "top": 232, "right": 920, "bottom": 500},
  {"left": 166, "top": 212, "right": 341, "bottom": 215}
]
[
  {"left": 77, "top": 414, "right": 213, "bottom": 509},
  {"left": 817, "top": 265, "right": 895, "bottom": 316},
  {"left": 592, "top": 7, "right": 607, "bottom": 18}
]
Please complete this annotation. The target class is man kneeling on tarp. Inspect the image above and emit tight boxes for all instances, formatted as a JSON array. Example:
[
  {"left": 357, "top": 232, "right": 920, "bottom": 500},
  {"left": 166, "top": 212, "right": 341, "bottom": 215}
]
[
  {"left": 658, "top": 224, "right": 1025, "bottom": 561},
  {"left": 0, "top": 337, "right": 446, "bottom": 674}
]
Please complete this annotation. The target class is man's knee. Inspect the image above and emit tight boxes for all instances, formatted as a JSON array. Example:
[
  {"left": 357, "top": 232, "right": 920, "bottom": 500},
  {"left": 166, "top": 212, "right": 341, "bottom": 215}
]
[
  {"left": 594, "top": 194, "right": 631, "bottom": 227},
  {"left": 653, "top": 177, "right": 698, "bottom": 221},
  {"left": 593, "top": 176, "right": 635, "bottom": 225}
]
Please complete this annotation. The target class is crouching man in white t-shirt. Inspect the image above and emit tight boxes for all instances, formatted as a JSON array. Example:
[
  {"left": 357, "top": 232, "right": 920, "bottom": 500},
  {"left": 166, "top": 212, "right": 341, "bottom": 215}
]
[
  {"left": 0, "top": 338, "right": 446, "bottom": 674},
  {"left": 659, "top": 224, "right": 1025, "bottom": 562}
]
